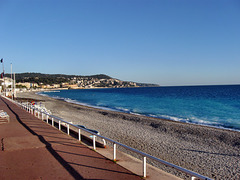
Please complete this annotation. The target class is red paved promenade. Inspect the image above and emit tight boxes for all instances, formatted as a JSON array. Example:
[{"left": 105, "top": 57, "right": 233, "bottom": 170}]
[{"left": 0, "top": 97, "right": 141, "bottom": 180}]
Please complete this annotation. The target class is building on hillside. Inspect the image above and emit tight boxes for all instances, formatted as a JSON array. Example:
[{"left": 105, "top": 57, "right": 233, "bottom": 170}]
[
  {"left": 40, "top": 84, "right": 60, "bottom": 89},
  {"left": 61, "top": 83, "right": 70, "bottom": 88},
  {"left": 52, "top": 84, "right": 61, "bottom": 88},
  {"left": 16, "top": 82, "right": 39, "bottom": 89},
  {"left": 67, "top": 84, "right": 79, "bottom": 89}
]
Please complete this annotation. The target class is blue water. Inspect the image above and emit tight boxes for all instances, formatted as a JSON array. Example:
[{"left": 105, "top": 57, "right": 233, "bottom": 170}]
[{"left": 39, "top": 85, "right": 240, "bottom": 131}]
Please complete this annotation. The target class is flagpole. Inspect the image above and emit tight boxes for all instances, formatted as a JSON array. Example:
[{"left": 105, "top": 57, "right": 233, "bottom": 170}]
[
  {"left": 3, "top": 60, "right": 6, "bottom": 96},
  {"left": 0, "top": 58, "right": 2, "bottom": 94},
  {"left": 14, "top": 72, "right": 16, "bottom": 98},
  {"left": 1, "top": 58, "right": 4, "bottom": 74},
  {"left": 11, "top": 63, "right": 13, "bottom": 99}
]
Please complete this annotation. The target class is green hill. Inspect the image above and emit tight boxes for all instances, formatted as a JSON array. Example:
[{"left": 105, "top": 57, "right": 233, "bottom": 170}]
[
  {"left": 5, "top": 72, "right": 159, "bottom": 88},
  {"left": 5, "top": 73, "right": 111, "bottom": 84}
]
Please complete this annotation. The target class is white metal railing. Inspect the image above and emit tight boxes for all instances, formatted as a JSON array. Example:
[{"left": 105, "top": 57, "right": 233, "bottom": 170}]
[{"left": 3, "top": 96, "right": 212, "bottom": 180}]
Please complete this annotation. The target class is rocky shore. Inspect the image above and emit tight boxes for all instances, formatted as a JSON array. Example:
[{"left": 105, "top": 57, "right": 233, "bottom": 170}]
[{"left": 16, "top": 91, "right": 240, "bottom": 179}]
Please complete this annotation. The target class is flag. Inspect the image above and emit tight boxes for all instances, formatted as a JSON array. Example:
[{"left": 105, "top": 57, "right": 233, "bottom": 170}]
[
  {"left": 0, "top": 59, "right": 3, "bottom": 63},
  {"left": 1, "top": 72, "right": 4, "bottom": 78}
]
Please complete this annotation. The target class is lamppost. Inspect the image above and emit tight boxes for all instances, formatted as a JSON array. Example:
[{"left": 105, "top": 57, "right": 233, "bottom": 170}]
[
  {"left": 1, "top": 58, "right": 6, "bottom": 96},
  {"left": 11, "top": 63, "right": 13, "bottom": 99},
  {"left": 10, "top": 63, "right": 16, "bottom": 99}
]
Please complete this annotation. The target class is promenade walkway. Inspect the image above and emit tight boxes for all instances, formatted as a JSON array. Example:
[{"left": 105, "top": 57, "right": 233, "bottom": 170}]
[{"left": 0, "top": 97, "right": 141, "bottom": 180}]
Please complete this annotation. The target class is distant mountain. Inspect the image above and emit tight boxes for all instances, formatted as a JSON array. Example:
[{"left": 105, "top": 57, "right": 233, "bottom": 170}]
[
  {"left": 5, "top": 72, "right": 111, "bottom": 81},
  {"left": 5, "top": 72, "right": 159, "bottom": 88}
]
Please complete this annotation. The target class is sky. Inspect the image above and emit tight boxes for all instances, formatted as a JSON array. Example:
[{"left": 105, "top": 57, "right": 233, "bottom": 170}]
[{"left": 0, "top": 0, "right": 239, "bottom": 86}]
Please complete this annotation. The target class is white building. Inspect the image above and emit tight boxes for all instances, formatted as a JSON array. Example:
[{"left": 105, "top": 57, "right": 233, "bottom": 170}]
[{"left": 0, "top": 77, "right": 13, "bottom": 88}]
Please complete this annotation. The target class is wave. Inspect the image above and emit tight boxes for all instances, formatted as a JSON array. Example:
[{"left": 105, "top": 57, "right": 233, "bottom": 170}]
[
  {"left": 159, "top": 114, "right": 220, "bottom": 126},
  {"left": 115, "top": 107, "right": 130, "bottom": 112},
  {"left": 37, "top": 92, "right": 50, "bottom": 97},
  {"left": 130, "top": 112, "right": 141, "bottom": 116},
  {"left": 44, "top": 90, "right": 60, "bottom": 93},
  {"left": 156, "top": 114, "right": 240, "bottom": 132},
  {"left": 57, "top": 97, "right": 118, "bottom": 112}
]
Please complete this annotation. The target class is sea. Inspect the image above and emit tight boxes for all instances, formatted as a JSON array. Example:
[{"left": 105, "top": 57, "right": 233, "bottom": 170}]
[{"left": 39, "top": 85, "right": 240, "bottom": 132}]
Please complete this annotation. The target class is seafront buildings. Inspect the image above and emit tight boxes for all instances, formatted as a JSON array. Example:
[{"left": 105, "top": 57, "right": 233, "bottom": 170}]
[
  {"left": 1, "top": 72, "right": 159, "bottom": 94},
  {"left": 0, "top": 77, "right": 15, "bottom": 96},
  {"left": 0, "top": 76, "right": 140, "bottom": 93}
]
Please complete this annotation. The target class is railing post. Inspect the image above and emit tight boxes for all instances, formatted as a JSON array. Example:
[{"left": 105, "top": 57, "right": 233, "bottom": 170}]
[
  {"left": 41, "top": 112, "right": 44, "bottom": 121},
  {"left": 78, "top": 129, "right": 81, "bottom": 141},
  {"left": 59, "top": 120, "right": 61, "bottom": 130},
  {"left": 93, "top": 135, "right": 96, "bottom": 150},
  {"left": 102, "top": 139, "right": 106, "bottom": 148},
  {"left": 67, "top": 124, "right": 70, "bottom": 135},
  {"left": 46, "top": 115, "right": 49, "bottom": 124},
  {"left": 113, "top": 143, "right": 117, "bottom": 161},
  {"left": 52, "top": 117, "right": 54, "bottom": 126},
  {"left": 38, "top": 110, "right": 40, "bottom": 118},
  {"left": 143, "top": 156, "right": 147, "bottom": 178}
]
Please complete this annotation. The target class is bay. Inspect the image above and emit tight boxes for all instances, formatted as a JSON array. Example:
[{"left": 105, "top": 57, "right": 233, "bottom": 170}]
[{"left": 39, "top": 85, "right": 240, "bottom": 131}]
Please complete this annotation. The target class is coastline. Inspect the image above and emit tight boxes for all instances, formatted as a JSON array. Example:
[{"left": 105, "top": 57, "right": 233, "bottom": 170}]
[
  {"left": 37, "top": 86, "right": 240, "bottom": 132},
  {"left": 37, "top": 90, "right": 240, "bottom": 133},
  {"left": 16, "top": 91, "right": 240, "bottom": 179}
]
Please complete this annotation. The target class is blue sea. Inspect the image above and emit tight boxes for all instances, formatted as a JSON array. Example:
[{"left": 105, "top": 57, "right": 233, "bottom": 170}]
[{"left": 39, "top": 85, "right": 240, "bottom": 132}]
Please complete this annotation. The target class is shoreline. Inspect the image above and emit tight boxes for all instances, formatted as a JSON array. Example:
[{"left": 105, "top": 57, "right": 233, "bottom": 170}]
[
  {"left": 16, "top": 91, "right": 240, "bottom": 179},
  {"left": 37, "top": 90, "right": 240, "bottom": 133}
]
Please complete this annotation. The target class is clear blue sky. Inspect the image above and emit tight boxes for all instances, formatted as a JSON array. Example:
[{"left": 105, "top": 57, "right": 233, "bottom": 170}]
[{"left": 0, "top": 0, "right": 239, "bottom": 86}]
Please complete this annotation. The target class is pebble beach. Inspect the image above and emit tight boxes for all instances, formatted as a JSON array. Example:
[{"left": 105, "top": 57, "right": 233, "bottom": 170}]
[{"left": 16, "top": 91, "right": 240, "bottom": 179}]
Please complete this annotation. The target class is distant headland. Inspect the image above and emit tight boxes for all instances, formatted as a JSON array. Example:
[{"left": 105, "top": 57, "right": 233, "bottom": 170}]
[{"left": 4, "top": 72, "right": 159, "bottom": 90}]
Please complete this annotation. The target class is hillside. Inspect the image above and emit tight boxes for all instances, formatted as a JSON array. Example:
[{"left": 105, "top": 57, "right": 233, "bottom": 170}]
[
  {"left": 6, "top": 73, "right": 111, "bottom": 81},
  {"left": 5, "top": 72, "right": 159, "bottom": 88}
]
